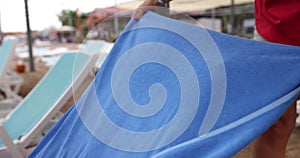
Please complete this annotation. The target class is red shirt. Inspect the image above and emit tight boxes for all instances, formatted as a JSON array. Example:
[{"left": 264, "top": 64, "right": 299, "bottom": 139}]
[{"left": 255, "top": 0, "right": 300, "bottom": 46}]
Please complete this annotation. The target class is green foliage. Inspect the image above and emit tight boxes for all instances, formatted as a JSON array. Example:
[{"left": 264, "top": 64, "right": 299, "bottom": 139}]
[
  {"left": 58, "top": 10, "right": 76, "bottom": 27},
  {"left": 58, "top": 10, "right": 88, "bottom": 28},
  {"left": 57, "top": 9, "right": 90, "bottom": 39}
]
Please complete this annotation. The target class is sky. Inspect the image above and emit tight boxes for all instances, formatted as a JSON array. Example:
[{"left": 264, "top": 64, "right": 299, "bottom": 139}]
[{"left": 0, "top": 0, "right": 133, "bottom": 32}]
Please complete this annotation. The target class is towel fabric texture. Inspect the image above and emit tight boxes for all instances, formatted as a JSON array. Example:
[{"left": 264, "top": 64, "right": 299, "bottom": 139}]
[{"left": 29, "top": 12, "right": 300, "bottom": 158}]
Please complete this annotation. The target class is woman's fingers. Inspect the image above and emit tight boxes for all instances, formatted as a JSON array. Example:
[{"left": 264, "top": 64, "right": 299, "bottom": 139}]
[
  {"left": 133, "top": 6, "right": 157, "bottom": 20},
  {"left": 132, "top": 0, "right": 163, "bottom": 20}
]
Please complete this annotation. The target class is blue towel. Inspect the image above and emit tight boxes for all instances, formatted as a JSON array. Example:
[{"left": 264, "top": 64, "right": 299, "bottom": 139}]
[{"left": 29, "top": 12, "right": 300, "bottom": 158}]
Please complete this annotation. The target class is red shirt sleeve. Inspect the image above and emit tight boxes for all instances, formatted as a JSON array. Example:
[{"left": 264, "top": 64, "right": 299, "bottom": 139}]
[{"left": 255, "top": 0, "right": 300, "bottom": 46}]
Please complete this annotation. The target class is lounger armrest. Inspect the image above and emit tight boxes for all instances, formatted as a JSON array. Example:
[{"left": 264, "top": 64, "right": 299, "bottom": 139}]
[{"left": 0, "top": 124, "right": 25, "bottom": 158}]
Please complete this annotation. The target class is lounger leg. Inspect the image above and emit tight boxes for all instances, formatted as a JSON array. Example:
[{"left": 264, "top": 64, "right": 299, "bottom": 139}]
[
  {"left": 0, "top": 125, "right": 25, "bottom": 158},
  {"left": 0, "top": 82, "right": 22, "bottom": 103}
]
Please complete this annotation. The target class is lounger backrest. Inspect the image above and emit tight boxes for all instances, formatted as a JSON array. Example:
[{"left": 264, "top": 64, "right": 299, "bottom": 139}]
[
  {"left": 0, "top": 37, "right": 17, "bottom": 78},
  {"left": 81, "top": 40, "right": 113, "bottom": 69},
  {"left": 1, "top": 52, "right": 90, "bottom": 145},
  {"left": 81, "top": 40, "right": 107, "bottom": 54}
]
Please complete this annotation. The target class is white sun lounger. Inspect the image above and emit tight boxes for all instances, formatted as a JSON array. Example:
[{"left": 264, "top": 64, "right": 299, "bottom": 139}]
[
  {"left": 80, "top": 39, "right": 113, "bottom": 73},
  {"left": 0, "top": 51, "right": 98, "bottom": 158},
  {"left": 0, "top": 36, "right": 23, "bottom": 108}
]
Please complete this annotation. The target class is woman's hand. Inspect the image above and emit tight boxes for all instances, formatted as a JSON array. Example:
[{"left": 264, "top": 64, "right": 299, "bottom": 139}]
[{"left": 132, "top": 0, "right": 172, "bottom": 20}]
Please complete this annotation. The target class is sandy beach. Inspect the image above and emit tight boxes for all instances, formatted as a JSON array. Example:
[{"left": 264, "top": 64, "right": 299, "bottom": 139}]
[{"left": 9, "top": 48, "right": 300, "bottom": 157}]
